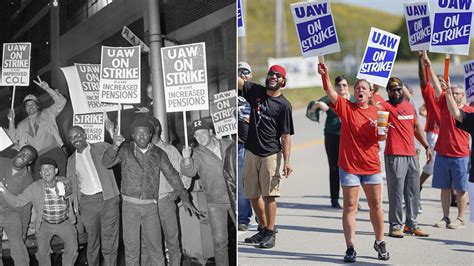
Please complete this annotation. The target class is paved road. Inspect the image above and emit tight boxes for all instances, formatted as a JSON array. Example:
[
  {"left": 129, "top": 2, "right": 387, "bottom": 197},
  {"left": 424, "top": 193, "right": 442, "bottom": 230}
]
[{"left": 238, "top": 90, "right": 474, "bottom": 265}]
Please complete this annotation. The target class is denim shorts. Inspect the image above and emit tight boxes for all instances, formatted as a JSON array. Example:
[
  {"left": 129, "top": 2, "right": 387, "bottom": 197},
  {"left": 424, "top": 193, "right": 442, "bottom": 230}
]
[
  {"left": 432, "top": 154, "right": 469, "bottom": 192},
  {"left": 339, "top": 168, "right": 383, "bottom": 187}
]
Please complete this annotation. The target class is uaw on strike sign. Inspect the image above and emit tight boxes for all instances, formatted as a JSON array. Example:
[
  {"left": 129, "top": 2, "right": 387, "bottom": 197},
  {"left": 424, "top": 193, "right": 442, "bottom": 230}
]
[
  {"left": 403, "top": 2, "right": 431, "bottom": 51},
  {"left": 1, "top": 43, "right": 31, "bottom": 86},
  {"left": 430, "top": 0, "right": 472, "bottom": 55},
  {"left": 99, "top": 46, "right": 141, "bottom": 104},
  {"left": 357, "top": 28, "right": 400, "bottom": 87},
  {"left": 211, "top": 90, "right": 237, "bottom": 138},
  {"left": 290, "top": 0, "right": 340, "bottom": 57},
  {"left": 161, "top": 42, "right": 208, "bottom": 112}
]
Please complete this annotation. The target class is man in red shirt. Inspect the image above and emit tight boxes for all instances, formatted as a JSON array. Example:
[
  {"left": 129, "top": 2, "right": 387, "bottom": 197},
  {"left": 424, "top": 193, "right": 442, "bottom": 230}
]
[
  {"left": 380, "top": 77, "right": 432, "bottom": 238},
  {"left": 432, "top": 82, "right": 472, "bottom": 229},
  {"left": 417, "top": 52, "right": 442, "bottom": 197}
]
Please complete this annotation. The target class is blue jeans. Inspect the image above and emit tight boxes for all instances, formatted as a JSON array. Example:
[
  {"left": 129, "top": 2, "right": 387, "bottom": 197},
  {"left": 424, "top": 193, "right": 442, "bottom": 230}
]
[
  {"left": 238, "top": 144, "right": 252, "bottom": 225},
  {"left": 122, "top": 200, "right": 164, "bottom": 266},
  {"left": 0, "top": 212, "right": 29, "bottom": 266}
]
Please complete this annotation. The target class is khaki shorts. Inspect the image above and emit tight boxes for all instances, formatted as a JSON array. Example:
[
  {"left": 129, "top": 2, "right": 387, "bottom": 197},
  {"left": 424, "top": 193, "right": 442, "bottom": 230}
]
[{"left": 243, "top": 150, "right": 283, "bottom": 198}]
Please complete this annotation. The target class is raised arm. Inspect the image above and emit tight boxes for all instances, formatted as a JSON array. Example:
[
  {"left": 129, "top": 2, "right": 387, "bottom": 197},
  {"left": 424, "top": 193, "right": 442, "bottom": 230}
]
[
  {"left": 317, "top": 63, "right": 337, "bottom": 104},
  {"left": 102, "top": 135, "right": 125, "bottom": 168},
  {"left": 418, "top": 51, "right": 427, "bottom": 89},
  {"left": 238, "top": 76, "right": 244, "bottom": 91},
  {"left": 445, "top": 84, "right": 462, "bottom": 122},
  {"left": 424, "top": 53, "right": 442, "bottom": 99},
  {"left": 34, "top": 79, "right": 67, "bottom": 117}
]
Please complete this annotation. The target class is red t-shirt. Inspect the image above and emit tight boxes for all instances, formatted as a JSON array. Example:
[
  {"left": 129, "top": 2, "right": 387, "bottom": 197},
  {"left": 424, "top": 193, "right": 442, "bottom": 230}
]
[
  {"left": 372, "top": 93, "right": 385, "bottom": 105},
  {"left": 332, "top": 96, "right": 380, "bottom": 175},
  {"left": 421, "top": 82, "right": 440, "bottom": 134},
  {"left": 434, "top": 93, "right": 473, "bottom": 157},
  {"left": 380, "top": 100, "right": 417, "bottom": 156}
]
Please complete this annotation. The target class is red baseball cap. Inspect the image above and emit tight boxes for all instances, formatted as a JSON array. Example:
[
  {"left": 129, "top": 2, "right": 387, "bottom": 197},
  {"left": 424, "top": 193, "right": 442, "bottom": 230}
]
[{"left": 268, "top": 65, "right": 286, "bottom": 79}]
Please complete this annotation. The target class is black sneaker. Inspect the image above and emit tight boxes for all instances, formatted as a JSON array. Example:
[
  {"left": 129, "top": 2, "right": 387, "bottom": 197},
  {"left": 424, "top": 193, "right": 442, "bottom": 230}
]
[
  {"left": 258, "top": 229, "right": 275, "bottom": 248},
  {"left": 258, "top": 225, "right": 278, "bottom": 234},
  {"left": 343, "top": 246, "right": 357, "bottom": 263},
  {"left": 244, "top": 229, "right": 266, "bottom": 243},
  {"left": 373, "top": 241, "right": 390, "bottom": 260}
]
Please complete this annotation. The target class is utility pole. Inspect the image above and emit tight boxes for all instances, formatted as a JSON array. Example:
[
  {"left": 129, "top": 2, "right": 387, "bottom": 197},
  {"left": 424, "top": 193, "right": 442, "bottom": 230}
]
[
  {"left": 275, "top": 0, "right": 283, "bottom": 58},
  {"left": 146, "top": 0, "right": 169, "bottom": 141}
]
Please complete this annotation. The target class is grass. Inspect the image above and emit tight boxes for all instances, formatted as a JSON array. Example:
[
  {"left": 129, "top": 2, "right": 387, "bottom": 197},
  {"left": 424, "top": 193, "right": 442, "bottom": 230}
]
[{"left": 282, "top": 87, "right": 326, "bottom": 110}]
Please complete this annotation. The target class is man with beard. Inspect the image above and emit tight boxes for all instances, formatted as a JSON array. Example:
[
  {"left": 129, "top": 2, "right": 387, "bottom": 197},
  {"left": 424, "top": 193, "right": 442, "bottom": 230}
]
[
  {"left": 379, "top": 77, "right": 432, "bottom": 238},
  {"left": 237, "top": 65, "right": 294, "bottom": 249},
  {"left": 102, "top": 118, "right": 200, "bottom": 265},
  {"left": 181, "top": 119, "right": 235, "bottom": 266},
  {"left": 0, "top": 145, "right": 37, "bottom": 266},
  {"left": 66, "top": 126, "right": 120, "bottom": 266}
]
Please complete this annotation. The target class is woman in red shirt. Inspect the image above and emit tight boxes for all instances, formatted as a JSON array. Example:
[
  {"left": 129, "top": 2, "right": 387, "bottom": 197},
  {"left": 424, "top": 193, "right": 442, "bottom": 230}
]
[{"left": 318, "top": 63, "right": 389, "bottom": 263}]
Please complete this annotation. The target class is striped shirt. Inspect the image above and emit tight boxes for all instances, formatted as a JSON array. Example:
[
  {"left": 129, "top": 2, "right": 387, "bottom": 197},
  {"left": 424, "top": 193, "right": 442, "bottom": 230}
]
[{"left": 42, "top": 186, "right": 69, "bottom": 224}]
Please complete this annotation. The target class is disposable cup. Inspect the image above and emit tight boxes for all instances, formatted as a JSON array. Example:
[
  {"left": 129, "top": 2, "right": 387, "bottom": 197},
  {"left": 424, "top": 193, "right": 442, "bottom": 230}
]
[{"left": 377, "top": 111, "right": 389, "bottom": 135}]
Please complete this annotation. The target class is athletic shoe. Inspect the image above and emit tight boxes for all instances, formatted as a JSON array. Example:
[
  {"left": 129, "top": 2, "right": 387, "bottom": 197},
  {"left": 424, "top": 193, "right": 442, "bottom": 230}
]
[
  {"left": 447, "top": 218, "right": 466, "bottom": 229},
  {"left": 373, "top": 241, "right": 390, "bottom": 260},
  {"left": 244, "top": 229, "right": 266, "bottom": 244},
  {"left": 343, "top": 246, "right": 357, "bottom": 263},
  {"left": 258, "top": 225, "right": 278, "bottom": 234},
  {"left": 434, "top": 217, "right": 450, "bottom": 228},
  {"left": 388, "top": 228, "right": 404, "bottom": 238},
  {"left": 403, "top": 225, "right": 429, "bottom": 237},
  {"left": 238, "top": 223, "right": 248, "bottom": 231},
  {"left": 258, "top": 229, "right": 276, "bottom": 248}
]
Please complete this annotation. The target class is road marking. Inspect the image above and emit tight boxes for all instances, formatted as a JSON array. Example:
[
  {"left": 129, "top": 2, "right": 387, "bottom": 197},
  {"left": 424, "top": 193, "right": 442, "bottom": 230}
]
[{"left": 292, "top": 138, "right": 324, "bottom": 152}]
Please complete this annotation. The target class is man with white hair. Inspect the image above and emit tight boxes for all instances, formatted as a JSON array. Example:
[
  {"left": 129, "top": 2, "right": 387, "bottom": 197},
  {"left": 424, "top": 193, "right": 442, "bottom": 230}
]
[
  {"left": 445, "top": 82, "right": 474, "bottom": 224},
  {"left": 432, "top": 82, "right": 473, "bottom": 229}
]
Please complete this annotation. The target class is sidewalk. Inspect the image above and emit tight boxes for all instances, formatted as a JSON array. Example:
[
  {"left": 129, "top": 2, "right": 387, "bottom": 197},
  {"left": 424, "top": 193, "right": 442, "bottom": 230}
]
[{"left": 237, "top": 108, "right": 473, "bottom": 265}]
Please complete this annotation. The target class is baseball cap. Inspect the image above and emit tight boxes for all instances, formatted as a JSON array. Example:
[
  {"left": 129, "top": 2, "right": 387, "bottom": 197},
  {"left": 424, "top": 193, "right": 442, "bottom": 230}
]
[
  {"left": 39, "top": 157, "right": 57, "bottom": 168},
  {"left": 238, "top": 62, "right": 252, "bottom": 72},
  {"left": 23, "top": 94, "right": 39, "bottom": 105},
  {"left": 268, "top": 65, "right": 286, "bottom": 79},
  {"left": 386, "top": 77, "right": 403, "bottom": 90},
  {"left": 191, "top": 119, "right": 211, "bottom": 133}
]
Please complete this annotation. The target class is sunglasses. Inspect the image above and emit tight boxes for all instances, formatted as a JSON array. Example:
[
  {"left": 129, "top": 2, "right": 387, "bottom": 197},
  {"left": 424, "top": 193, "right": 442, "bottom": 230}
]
[
  {"left": 267, "top": 71, "right": 283, "bottom": 78},
  {"left": 388, "top": 88, "right": 402, "bottom": 93},
  {"left": 238, "top": 69, "right": 251, "bottom": 76}
]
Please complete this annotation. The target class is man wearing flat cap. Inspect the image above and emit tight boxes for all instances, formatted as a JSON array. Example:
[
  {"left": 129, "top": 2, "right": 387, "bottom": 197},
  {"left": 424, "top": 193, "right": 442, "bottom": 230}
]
[
  {"left": 378, "top": 77, "right": 432, "bottom": 238},
  {"left": 102, "top": 118, "right": 200, "bottom": 265},
  {"left": 0, "top": 157, "right": 77, "bottom": 266},
  {"left": 237, "top": 65, "right": 294, "bottom": 248},
  {"left": 181, "top": 118, "right": 235, "bottom": 266}
]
